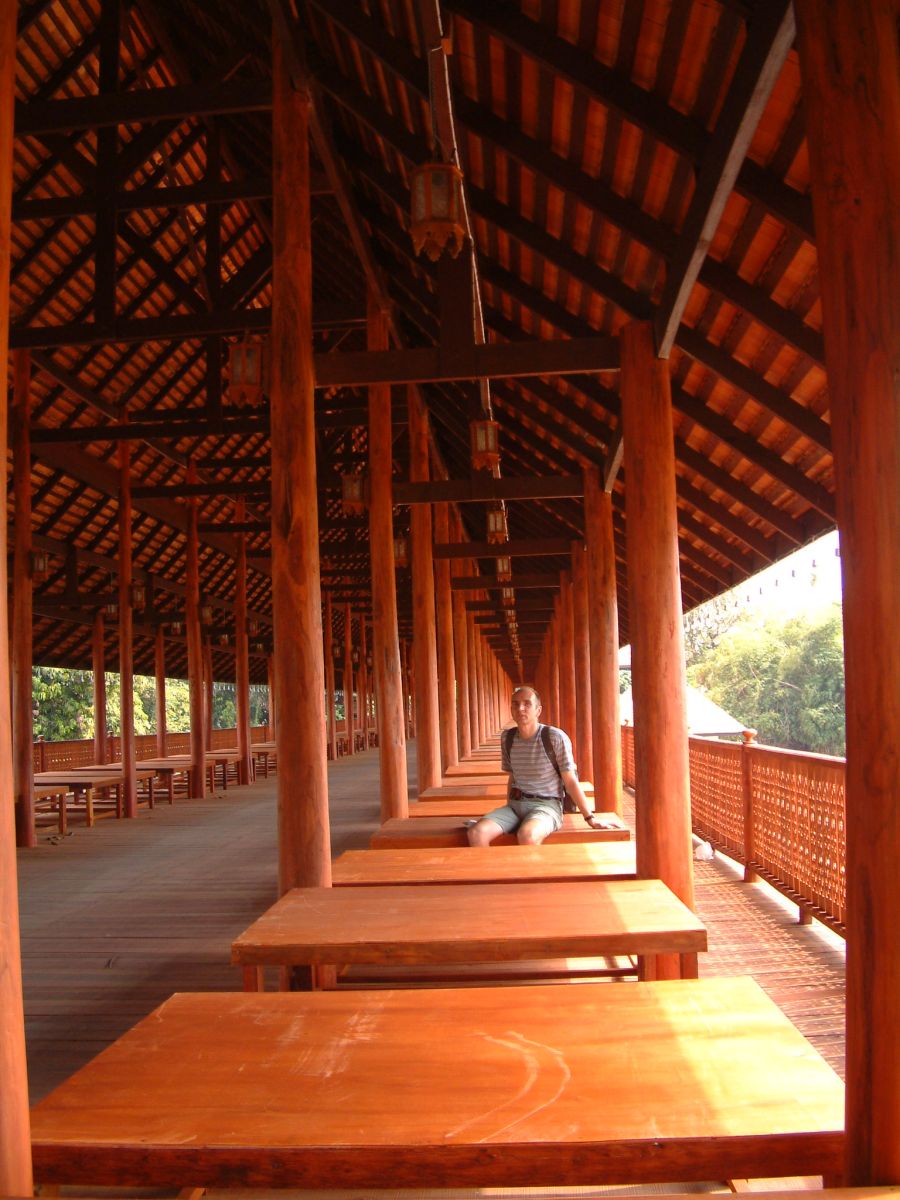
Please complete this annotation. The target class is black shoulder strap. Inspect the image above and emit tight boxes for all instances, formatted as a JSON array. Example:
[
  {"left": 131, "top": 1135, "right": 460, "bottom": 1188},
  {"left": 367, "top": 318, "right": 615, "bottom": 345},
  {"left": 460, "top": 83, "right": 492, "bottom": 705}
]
[
  {"left": 540, "top": 724, "right": 562, "bottom": 776},
  {"left": 502, "top": 727, "right": 516, "bottom": 758}
]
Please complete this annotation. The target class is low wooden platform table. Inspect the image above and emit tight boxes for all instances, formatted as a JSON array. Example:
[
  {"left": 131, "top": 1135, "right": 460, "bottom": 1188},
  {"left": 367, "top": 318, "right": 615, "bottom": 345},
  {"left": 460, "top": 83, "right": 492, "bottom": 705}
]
[
  {"left": 333, "top": 841, "right": 636, "bottom": 886},
  {"left": 232, "top": 878, "right": 704, "bottom": 989},
  {"left": 371, "top": 813, "right": 630, "bottom": 848},
  {"left": 33, "top": 769, "right": 129, "bottom": 827},
  {"left": 30, "top": 976, "right": 844, "bottom": 1189},
  {"left": 134, "top": 756, "right": 192, "bottom": 803},
  {"left": 70, "top": 764, "right": 159, "bottom": 814}
]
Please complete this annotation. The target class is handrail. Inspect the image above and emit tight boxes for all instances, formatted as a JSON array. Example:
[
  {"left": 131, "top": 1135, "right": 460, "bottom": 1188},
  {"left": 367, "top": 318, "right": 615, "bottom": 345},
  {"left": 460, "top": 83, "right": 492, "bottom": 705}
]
[{"left": 621, "top": 724, "right": 846, "bottom": 936}]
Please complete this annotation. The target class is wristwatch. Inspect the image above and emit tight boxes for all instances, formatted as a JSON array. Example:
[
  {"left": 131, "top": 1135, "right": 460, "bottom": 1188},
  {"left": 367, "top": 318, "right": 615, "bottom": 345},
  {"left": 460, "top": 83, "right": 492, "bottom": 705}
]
[{"left": 582, "top": 811, "right": 595, "bottom": 821}]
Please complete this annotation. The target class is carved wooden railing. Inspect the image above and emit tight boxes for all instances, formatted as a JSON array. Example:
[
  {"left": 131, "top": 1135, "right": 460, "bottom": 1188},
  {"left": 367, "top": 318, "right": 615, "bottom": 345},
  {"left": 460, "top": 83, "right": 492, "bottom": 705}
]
[
  {"left": 33, "top": 727, "right": 271, "bottom": 771},
  {"left": 620, "top": 724, "right": 847, "bottom": 936}
]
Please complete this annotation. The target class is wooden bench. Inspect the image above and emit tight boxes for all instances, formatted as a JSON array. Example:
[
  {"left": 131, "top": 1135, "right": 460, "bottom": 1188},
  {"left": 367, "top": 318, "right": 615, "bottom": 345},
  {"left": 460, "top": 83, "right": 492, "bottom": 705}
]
[
  {"left": 232, "top": 877, "right": 704, "bottom": 990},
  {"left": 34, "top": 784, "right": 70, "bottom": 834},
  {"left": 30, "top": 977, "right": 845, "bottom": 1189},
  {"left": 419, "top": 780, "right": 596, "bottom": 800},
  {"left": 333, "top": 841, "right": 637, "bottom": 886},
  {"left": 370, "top": 813, "right": 630, "bottom": 848}
]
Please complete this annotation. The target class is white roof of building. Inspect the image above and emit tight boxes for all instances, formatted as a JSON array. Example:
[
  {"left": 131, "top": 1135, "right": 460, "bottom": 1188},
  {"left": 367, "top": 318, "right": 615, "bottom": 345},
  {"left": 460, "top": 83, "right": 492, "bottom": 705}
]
[{"left": 619, "top": 684, "right": 745, "bottom": 738}]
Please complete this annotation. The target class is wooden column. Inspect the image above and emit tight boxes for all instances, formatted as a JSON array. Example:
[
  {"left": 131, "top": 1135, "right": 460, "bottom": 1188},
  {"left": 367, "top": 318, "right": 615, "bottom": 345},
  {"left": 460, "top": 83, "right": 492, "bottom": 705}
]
[
  {"left": 468, "top": 611, "right": 482, "bottom": 748},
  {"left": 433, "top": 502, "right": 459, "bottom": 769},
  {"left": 358, "top": 619, "right": 369, "bottom": 749},
  {"left": 400, "top": 638, "right": 411, "bottom": 739},
  {"left": 118, "top": 430, "right": 137, "bottom": 816},
  {"left": 233, "top": 501, "right": 252, "bottom": 784},
  {"left": 0, "top": 1, "right": 34, "bottom": 1186},
  {"left": 409, "top": 389, "right": 442, "bottom": 791},
  {"left": 154, "top": 624, "right": 166, "bottom": 757},
  {"left": 271, "top": 40, "right": 330, "bottom": 892},
  {"left": 622, "top": 319, "right": 693, "bottom": 975},
  {"left": 452, "top": 587, "right": 472, "bottom": 759},
  {"left": 11, "top": 351, "right": 34, "bottom": 848},
  {"left": 203, "top": 637, "right": 214, "bottom": 749},
  {"left": 584, "top": 467, "right": 622, "bottom": 814},
  {"left": 558, "top": 569, "right": 576, "bottom": 745},
  {"left": 186, "top": 469, "right": 206, "bottom": 799},
  {"left": 324, "top": 593, "right": 337, "bottom": 761},
  {"left": 367, "top": 292, "right": 408, "bottom": 816},
  {"left": 571, "top": 541, "right": 594, "bottom": 784},
  {"left": 795, "top": 1, "right": 900, "bottom": 1181},
  {"left": 266, "top": 655, "right": 276, "bottom": 739},
  {"left": 343, "top": 606, "right": 355, "bottom": 756},
  {"left": 93, "top": 611, "right": 107, "bottom": 765},
  {"left": 547, "top": 612, "right": 560, "bottom": 725}
]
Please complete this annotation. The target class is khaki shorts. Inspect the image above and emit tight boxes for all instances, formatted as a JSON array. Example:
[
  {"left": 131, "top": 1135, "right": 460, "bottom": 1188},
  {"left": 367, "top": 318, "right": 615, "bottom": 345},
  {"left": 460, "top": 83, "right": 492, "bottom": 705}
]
[{"left": 481, "top": 797, "right": 564, "bottom": 834}]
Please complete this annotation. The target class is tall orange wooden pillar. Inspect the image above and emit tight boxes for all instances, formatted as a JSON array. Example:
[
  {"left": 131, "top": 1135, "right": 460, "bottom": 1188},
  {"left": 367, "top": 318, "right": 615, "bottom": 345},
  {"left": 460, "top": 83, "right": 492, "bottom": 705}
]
[
  {"left": 795, "top": 0, "right": 900, "bottom": 1182},
  {"left": 185, "top": 473, "right": 206, "bottom": 799},
  {"left": 409, "top": 389, "right": 442, "bottom": 790},
  {"left": 0, "top": 3, "right": 33, "bottom": 1189},
  {"left": 93, "top": 611, "right": 107, "bottom": 764},
  {"left": 11, "top": 351, "right": 34, "bottom": 848},
  {"left": 118, "top": 429, "right": 137, "bottom": 817},
  {"left": 621, "top": 320, "right": 693, "bottom": 977},
  {"left": 343, "top": 606, "right": 355, "bottom": 755},
  {"left": 324, "top": 592, "right": 338, "bottom": 761},
  {"left": 558, "top": 570, "right": 576, "bottom": 745},
  {"left": 270, "top": 40, "right": 330, "bottom": 891},
  {"left": 584, "top": 466, "right": 622, "bottom": 814},
  {"left": 154, "top": 625, "right": 166, "bottom": 757},
  {"left": 571, "top": 541, "right": 594, "bottom": 784},
  {"left": 451, "top": 524, "right": 472, "bottom": 759},
  {"left": 233, "top": 502, "right": 252, "bottom": 784},
  {"left": 367, "top": 298, "right": 408, "bottom": 820},
  {"left": 433, "top": 502, "right": 459, "bottom": 770}
]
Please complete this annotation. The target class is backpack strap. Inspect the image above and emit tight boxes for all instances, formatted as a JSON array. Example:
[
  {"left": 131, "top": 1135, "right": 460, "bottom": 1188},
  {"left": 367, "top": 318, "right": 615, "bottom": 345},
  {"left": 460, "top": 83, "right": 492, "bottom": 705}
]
[
  {"left": 502, "top": 727, "right": 516, "bottom": 759},
  {"left": 540, "top": 724, "right": 562, "bottom": 777}
]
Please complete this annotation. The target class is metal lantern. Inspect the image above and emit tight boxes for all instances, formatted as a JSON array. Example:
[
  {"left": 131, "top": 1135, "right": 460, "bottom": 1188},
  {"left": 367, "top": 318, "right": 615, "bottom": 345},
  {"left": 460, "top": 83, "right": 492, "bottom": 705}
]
[
  {"left": 351, "top": 647, "right": 360, "bottom": 667},
  {"left": 410, "top": 162, "right": 466, "bottom": 262},
  {"left": 170, "top": 620, "right": 183, "bottom": 636},
  {"left": 341, "top": 473, "right": 367, "bottom": 516},
  {"left": 131, "top": 582, "right": 146, "bottom": 610},
  {"left": 393, "top": 534, "right": 409, "bottom": 569},
  {"left": 331, "top": 639, "right": 342, "bottom": 662},
  {"left": 219, "top": 634, "right": 229, "bottom": 647},
  {"left": 486, "top": 505, "right": 508, "bottom": 544},
  {"left": 227, "top": 334, "right": 268, "bottom": 406},
  {"left": 104, "top": 601, "right": 118, "bottom": 620},
  {"left": 200, "top": 603, "right": 213, "bottom": 625},
  {"left": 470, "top": 418, "right": 500, "bottom": 471},
  {"left": 501, "top": 586, "right": 515, "bottom": 605},
  {"left": 31, "top": 548, "right": 50, "bottom": 581},
  {"left": 248, "top": 617, "right": 260, "bottom": 636},
  {"left": 366, "top": 652, "right": 374, "bottom": 672},
  {"left": 496, "top": 555, "right": 512, "bottom": 581}
]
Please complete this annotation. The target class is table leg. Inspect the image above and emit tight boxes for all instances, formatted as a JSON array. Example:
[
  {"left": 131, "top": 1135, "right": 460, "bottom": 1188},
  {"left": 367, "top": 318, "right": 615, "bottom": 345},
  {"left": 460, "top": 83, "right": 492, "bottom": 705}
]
[
  {"left": 242, "top": 966, "right": 264, "bottom": 992},
  {"left": 167, "top": 773, "right": 174, "bottom": 804},
  {"left": 57, "top": 791, "right": 67, "bottom": 835},
  {"left": 147, "top": 777, "right": 155, "bottom": 809},
  {"left": 84, "top": 786, "right": 94, "bottom": 827}
]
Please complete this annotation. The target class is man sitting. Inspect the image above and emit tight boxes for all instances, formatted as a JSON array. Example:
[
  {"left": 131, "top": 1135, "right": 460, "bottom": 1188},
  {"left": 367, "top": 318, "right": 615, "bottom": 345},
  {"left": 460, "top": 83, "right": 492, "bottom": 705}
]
[{"left": 467, "top": 685, "right": 614, "bottom": 846}]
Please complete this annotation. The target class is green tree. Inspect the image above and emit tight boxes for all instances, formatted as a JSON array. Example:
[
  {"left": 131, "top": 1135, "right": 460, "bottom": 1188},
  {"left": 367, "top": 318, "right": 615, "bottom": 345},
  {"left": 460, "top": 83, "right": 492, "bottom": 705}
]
[
  {"left": 32, "top": 667, "right": 95, "bottom": 740},
  {"left": 688, "top": 609, "right": 845, "bottom": 755}
]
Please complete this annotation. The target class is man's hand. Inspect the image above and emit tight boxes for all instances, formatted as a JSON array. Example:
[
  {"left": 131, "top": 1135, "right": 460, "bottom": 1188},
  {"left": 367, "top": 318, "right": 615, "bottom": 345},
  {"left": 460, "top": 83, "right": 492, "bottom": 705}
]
[{"left": 584, "top": 811, "right": 624, "bottom": 830}]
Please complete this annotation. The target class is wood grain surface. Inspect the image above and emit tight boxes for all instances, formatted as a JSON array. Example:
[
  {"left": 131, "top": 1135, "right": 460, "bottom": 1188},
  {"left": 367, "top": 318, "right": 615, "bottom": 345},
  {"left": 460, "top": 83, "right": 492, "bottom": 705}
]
[{"left": 332, "top": 842, "right": 637, "bottom": 885}]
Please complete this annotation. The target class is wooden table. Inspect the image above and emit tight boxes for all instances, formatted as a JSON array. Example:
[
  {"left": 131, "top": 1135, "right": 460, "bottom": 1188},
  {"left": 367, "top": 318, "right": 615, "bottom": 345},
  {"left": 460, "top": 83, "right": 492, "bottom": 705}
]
[
  {"left": 70, "top": 765, "right": 159, "bottom": 813},
  {"left": 251, "top": 741, "right": 277, "bottom": 777},
  {"left": 333, "top": 842, "right": 637, "bottom": 886},
  {"left": 232, "top": 878, "right": 705, "bottom": 989},
  {"left": 33, "top": 769, "right": 129, "bottom": 827},
  {"left": 134, "top": 756, "right": 193, "bottom": 803},
  {"left": 30, "top": 976, "right": 844, "bottom": 1189},
  {"left": 371, "top": 813, "right": 630, "bottom": 848}
]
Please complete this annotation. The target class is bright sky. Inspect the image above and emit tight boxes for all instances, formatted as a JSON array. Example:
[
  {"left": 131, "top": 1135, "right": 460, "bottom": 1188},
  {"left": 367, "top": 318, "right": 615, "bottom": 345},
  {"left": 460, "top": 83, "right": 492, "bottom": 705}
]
[{"left": 732, "top": 529, "right": 842, "bottom": 618}]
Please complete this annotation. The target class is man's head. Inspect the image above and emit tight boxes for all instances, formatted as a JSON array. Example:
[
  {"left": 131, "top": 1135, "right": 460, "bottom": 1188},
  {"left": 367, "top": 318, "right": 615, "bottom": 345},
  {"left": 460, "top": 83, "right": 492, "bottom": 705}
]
[{"left": 510, "top": 686, "right": 542, "bottom": 733}]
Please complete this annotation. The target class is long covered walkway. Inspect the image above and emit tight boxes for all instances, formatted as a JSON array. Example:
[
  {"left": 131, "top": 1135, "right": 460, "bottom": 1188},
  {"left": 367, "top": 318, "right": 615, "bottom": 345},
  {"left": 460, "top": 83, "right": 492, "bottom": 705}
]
[{"left": 17, "top": 743, "right": 844, "bottom": 1106}]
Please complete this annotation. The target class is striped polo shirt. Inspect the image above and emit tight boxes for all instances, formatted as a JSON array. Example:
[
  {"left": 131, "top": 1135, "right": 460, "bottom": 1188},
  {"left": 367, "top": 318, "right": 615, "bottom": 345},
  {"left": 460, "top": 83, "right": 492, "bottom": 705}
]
[{"left": 501, "top": 724, "right": 576, "bottom": 800}]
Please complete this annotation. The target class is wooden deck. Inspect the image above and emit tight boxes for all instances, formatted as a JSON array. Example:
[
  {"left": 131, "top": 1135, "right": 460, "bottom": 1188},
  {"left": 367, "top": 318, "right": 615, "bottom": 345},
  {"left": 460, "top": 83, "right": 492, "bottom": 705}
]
[{"left": 16, "top": 742, "right": 845, "bottom": 1105}]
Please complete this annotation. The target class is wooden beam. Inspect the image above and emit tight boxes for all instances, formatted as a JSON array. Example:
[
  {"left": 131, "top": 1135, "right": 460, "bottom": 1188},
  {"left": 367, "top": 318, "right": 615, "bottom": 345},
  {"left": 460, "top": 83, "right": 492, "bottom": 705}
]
[
  {"left": 395, "top": 476, "right": 584, "bottom": 504},
  {"left": 15, "top": 79, "right": 272, "bottom": 135},
  {"left": 433, "top": 537, "right": 578, "bottom": 559},
  {"left": 452, "top": 574, "right": 561, "bottom": 591},
  {"left": 31, "top": 412, "right": 268, "bottom": 443}
]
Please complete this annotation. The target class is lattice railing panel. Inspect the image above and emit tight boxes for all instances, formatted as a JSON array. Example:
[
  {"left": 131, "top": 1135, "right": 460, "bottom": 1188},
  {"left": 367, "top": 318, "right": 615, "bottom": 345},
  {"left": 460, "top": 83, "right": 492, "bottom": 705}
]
[
  {"left": 689, "top": 738, "right": 744, "bottom": 859},
  {"left": 32, "top": 728, "right": 267, "bottom": 769},
  {"left": 621, "top": 725, "right": 635, "bottom": 787},
  {"left": 748, "top": 746, "right": 846, "bottom": 930}
]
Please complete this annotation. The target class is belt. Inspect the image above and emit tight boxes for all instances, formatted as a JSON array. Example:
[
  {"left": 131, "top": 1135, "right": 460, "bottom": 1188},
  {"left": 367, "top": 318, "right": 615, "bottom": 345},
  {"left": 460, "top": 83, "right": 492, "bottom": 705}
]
[{"left": 517, "top": 793, "right": 561, "bottom": 801}]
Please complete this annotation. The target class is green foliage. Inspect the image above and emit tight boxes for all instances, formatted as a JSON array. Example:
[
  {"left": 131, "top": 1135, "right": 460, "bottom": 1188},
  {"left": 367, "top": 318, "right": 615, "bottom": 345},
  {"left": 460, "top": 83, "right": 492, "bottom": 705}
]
[
  {"left": 683, "top": 594, "right": 742, "bottom": 668},
  {"left": 688, "top": 608, "right": 845, "bottom": 756},
  {"left": 32, "top": 667, "right": 95, "bottom": 741}
]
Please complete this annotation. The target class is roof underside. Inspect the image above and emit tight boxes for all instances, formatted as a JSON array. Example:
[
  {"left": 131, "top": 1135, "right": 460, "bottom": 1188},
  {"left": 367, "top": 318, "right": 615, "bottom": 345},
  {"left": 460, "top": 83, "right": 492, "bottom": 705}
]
[{"left": 9, "top": 0, "right": 834, "bottom": 683}]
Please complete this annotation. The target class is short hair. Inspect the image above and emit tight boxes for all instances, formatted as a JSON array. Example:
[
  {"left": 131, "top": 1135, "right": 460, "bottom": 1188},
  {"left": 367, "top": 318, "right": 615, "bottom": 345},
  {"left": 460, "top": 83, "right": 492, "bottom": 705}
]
[{"left": 511, "top": 685, "right": 542, "bottom": 706}]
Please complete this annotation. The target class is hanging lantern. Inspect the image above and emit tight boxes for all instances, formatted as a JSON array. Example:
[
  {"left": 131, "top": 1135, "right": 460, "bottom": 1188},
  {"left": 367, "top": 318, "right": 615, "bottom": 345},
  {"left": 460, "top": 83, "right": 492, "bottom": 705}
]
[
  {"left": 341, "top": 473, "right": 367, "bottom": 516},
  {"left": 331, "top": 639, "right": 342, "bottom": 662},
  {"left": 393, "top": 534, "right": 409, "bottom": 569},
  {"left": 366, "top": 652, "right": 374, "bottom": 672},
  {"left": 227, "top": 334, "right": 268, "bottom": 406},
  {"left": 486, "top": 506, "right": 508, "bottom": 544},
  {"left": 248, "top": 617, "right": 260, "bottom": 636},
  {"left": 501, "top": 586, "right": 515, "bottom": 605},
  {"left": 200, "top": 603, "right": 213, "bottom": 625},
  {"left": 170, "top": 620, "right": 183, "bottom": 637},
  {"left": 470, "top": 418, "right": 500, "bottom": 471},
  {"left": 219, "top": 634, "right": 230, "bottom": 647},
  {"left": 409, "top": 161, "right": 466, "bottom": 262},
  {"left": 104, "top": 601, "right": 118, "bottom": 620},
  {"left": 31, "top": 548, "right": 50, "bottom": 581},
  {"left": 131, "top": 582, "right": 146, "bottom": 610},
  {"left": 351, "top": 647, "right": 360, "bottom": 667},
  {"left": 496, "top": 555, "right": 512, "bottom": 582}
]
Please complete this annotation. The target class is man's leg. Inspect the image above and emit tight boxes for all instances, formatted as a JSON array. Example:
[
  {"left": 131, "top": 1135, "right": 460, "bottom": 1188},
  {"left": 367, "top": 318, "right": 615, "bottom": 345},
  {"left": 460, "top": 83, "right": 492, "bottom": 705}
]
[
  {"left": 516, "top": 813, "right": 557, "bottom": 845},
  {"left": 467, "top": 817, "right": 506, "bottom": 846}
]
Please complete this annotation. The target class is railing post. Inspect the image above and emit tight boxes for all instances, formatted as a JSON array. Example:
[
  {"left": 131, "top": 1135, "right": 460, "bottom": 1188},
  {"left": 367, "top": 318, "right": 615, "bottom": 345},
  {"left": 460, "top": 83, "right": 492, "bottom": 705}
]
[
  {"left": 741, "top": 728, "right": 759, "bottom": 883},
  {"left": 38, "top": 735, "right": 46, "bottom": 772}
]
